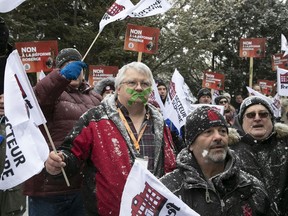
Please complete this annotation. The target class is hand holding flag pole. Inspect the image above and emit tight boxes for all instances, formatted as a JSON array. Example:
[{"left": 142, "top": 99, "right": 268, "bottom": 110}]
[
  {"left": 7, "top": 50, "right": 70, "bottom": 187},
  {"left": 43, "top": 124, "right": 70, "bottom": 187}
]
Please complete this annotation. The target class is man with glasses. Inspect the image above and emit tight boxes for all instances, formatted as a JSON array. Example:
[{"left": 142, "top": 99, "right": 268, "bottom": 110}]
[
  {"left": 230, "top": 96, "right": 288, "bottom": 215},
  {"left": 161, "top": 106, "right": 272, "bottom": 215},
  {"left": 44, "top": 61, "right": 176, "bottom": 216}
]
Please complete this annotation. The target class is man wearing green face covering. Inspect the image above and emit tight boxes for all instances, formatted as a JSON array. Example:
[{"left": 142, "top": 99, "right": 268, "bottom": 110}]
[{"left": 44, "top": 61, "right": 177, "bottom": 216}]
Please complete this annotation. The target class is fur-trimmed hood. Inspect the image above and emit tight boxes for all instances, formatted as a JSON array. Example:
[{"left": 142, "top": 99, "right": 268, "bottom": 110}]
[{"left": 94, "top": 77, "right": 115, "bottom": 95}]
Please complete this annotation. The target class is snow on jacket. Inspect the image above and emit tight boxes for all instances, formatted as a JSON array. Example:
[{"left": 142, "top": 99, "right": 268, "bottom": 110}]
[
  {"left": 23, "top": 69, "right": 102, "bottom": 196},
  {"left": 160, "top": 148, "right": 272, "bottom": 216},
  {"left": 58, "top": 94, "right": 176, "bottom": 216},
  {"left": 230, "top": 121, "right": 288, "bottom": 216}
]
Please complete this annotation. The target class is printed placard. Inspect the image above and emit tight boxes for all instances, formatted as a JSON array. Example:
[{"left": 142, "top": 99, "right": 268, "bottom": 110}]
[
  {"left": 88, "top": 65, "right": 118, "bottom": 87},
  {"left": 15, "top": 40, "right": 58, "bottom": 73},
  {"left": 239, "top": 38, "right": 266, "bottom": 58},
  {"left": 272, "top": 53, "right": 288, "bottom": 71},
  {"left": 258, "top": 79, "right": 275, "bottom": 96},
  {"left": 124, "top": 23, "right": 160, "bottom": 54},
  {"left": 202, "top": 72, "right": 225, "bottom": 90}
]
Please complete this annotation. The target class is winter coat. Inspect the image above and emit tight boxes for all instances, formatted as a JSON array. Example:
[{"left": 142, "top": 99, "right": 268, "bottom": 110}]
[
  {"left": 160, "top": 148, "right": 272, "bottom": 216},
  {"left": 230, "top": 121, "right": 288, "bottom": 216},
  {"left": 23, "top": 69, "right": 102, "bottom": 197},
  {"left": 58, "top": 94, "right": 176, "bottom": 216}
]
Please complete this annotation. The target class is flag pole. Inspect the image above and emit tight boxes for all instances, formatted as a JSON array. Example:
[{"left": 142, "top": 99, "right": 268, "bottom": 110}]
[
  {"left": 43, "top": 124, "right": 70, "bottom": 187},
  {"left": 249, "top": 57, "right": 254, "bottom": 87},
  {"left": 137, "top": 52, "right": 142, "bottom": 62},
  {"left": 82, "top": 32, "right": 101, "bottom": 61}
]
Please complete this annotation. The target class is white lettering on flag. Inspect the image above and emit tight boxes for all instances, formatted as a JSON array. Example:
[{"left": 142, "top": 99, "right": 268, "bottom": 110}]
[
  {"left": 0, "top": 0, "right": 25, "bottom": 12},
  {"left": 120, "top": 161, "right": 200, "bottom": 216}
]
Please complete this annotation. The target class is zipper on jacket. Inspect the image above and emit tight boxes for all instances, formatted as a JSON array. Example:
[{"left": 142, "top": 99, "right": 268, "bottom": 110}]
[
  {"left": 205, "top": 187, "right": 212, "bottom": 203},
  {"left": 220, "top": 199, "right": 225, "bottom": 212}
]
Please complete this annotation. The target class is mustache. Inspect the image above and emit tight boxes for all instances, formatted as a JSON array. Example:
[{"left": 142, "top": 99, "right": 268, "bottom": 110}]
[{"left": 209, "top": 141, "right": 227, "bottom": 149}]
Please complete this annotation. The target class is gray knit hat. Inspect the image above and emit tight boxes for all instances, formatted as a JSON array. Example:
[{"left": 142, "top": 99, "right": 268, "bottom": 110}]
[
  {"left": 55, "top": 48, "right": 82, "bottom": 68},
  {"left": 185, "top": 106, "right": 228, "bottom": 146},
  {"left": 238, "top": 96, "right": 274, "bottom": 124}
]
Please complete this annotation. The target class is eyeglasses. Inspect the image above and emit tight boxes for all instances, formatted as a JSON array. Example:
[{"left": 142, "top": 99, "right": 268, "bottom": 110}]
[
  {"left": 219, "top": 100, "right": 228, "bottom": 104},
  {"left": 245, "top": 112, "right": 270, "bottom": 119},
  {"left": 121, "top": 80, "right": 151, "bottom": 88}
]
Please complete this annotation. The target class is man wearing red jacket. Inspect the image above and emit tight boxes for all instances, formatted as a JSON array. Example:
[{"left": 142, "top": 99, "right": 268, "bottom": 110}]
[{"left": 45, "top": 61, "right": 176, "bottom": 216}]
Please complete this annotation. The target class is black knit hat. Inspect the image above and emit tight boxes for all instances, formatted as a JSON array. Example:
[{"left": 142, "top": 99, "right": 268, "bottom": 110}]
[
  {"left": 238, "top": 96, "right": 274, "bottom": 124},
  {"left": 185, "top": 106, "right": 228, "bottom": 146},
  {"left": 197, "top": 88, "right": 211, "bottom": 101},
  {"left": 55, "top": 48, "right": 82, "bottom": 68}
]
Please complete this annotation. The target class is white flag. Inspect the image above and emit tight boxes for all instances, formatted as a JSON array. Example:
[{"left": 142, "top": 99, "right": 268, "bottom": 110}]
[
  {"left": 99, "top": 0, "right": 135, "bottom": 33},
  {"left": 0, "top": 51, "right": 49, "bottom": 189},
  {"left": 281, "top": 34, "right": 288, "bottom": 57},
  {"left": 0, "top": 0, "right": 25, "bottom": 12},
  {"left": 246, "top": 86, "right": 280, "bottom": 117},
  {"left": 164, "top": 69, "right": 193, "bottom": 132},
  {"left": 120, "top": 161, "right": 200, "bottom": 216},
  {"left": 99, "top": 0, "right": 172, "bottom": 33},
  {"left": 38, "top": 70, "right": 46, "bottom": 81},
  {"left": 129, "top": 0, "right": 172, "bottom": 18},
  {"left": 6, "top": 50, "right": 46, "bottom": 126},
  {"left": 149, "top": 80, "right": 165, "bottom": 112}
]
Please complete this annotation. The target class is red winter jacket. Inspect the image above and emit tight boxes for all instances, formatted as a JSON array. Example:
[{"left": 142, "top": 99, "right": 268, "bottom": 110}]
[
  {"left": 59, "top": 95, "right": 176, "bottom": 216},
  {"left": 23, "top": 69, "right": 102, "bottom": 196}
]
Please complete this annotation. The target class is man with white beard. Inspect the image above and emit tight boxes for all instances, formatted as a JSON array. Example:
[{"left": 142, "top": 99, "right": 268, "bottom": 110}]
[{"left": 160, "top": 106, "right": 274, "bottom": 216}]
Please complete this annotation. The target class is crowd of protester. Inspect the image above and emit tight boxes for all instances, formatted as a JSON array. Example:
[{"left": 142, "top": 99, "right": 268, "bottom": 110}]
[{"left": 1, "top": 15, "right": 288, "bottom": 216}]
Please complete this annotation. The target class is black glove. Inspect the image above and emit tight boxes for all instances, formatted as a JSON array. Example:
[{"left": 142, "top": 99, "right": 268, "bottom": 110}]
[{"left": 60, "top": 61, "right": 87, "bottom": 80}]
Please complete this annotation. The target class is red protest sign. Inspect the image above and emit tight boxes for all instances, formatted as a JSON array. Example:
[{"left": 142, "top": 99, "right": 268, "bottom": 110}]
[
  {"left": 88, "top": 65, "right": 118, "bottom": 87},
  {"left": 258, "top": 79, "right": 275, "bottom": 96},
  {"left": 15, "top": 40, "right": 58, "bottom": 73},
  {"left": 272, "top": 53, "right": 288, "bottom": 71},
  {"left": 239, "top": 38, "right": 266, "bottom": 58},
  {"left": 202, "top": 72, "right": 225, "bottom": 90},
  {"left": 124, "top": 23, "right": 160, "bottom": 54}
]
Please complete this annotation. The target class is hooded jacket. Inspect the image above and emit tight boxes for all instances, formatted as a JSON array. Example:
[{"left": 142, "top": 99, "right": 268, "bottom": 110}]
[
  {"left": 230, "top": 120, "right": 288, "bottom": 216},
  {"left": 160, "top": 147, "right": 272, "bottom": 216},
  {"left": 93, "top": 77, "right": 115, "bottom": 96},
  {"left": 58, "top": 94, "right": 176, "bottom": 216},
  {"left": 23, "top": 69, "right": 102, "bottom": 196}
]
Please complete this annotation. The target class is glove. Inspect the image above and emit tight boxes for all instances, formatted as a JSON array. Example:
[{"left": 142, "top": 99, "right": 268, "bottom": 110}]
[{"left": 60, "top": 61, "right": 87, "bottom": 80}]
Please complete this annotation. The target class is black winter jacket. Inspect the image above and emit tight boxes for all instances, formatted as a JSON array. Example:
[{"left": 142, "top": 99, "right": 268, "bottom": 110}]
[
  {"left": 230, "top": 122, "right": 288, "bottom": 216},
  {"left": 160, "top": 148, "right": 273, "bottom": 216}
]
